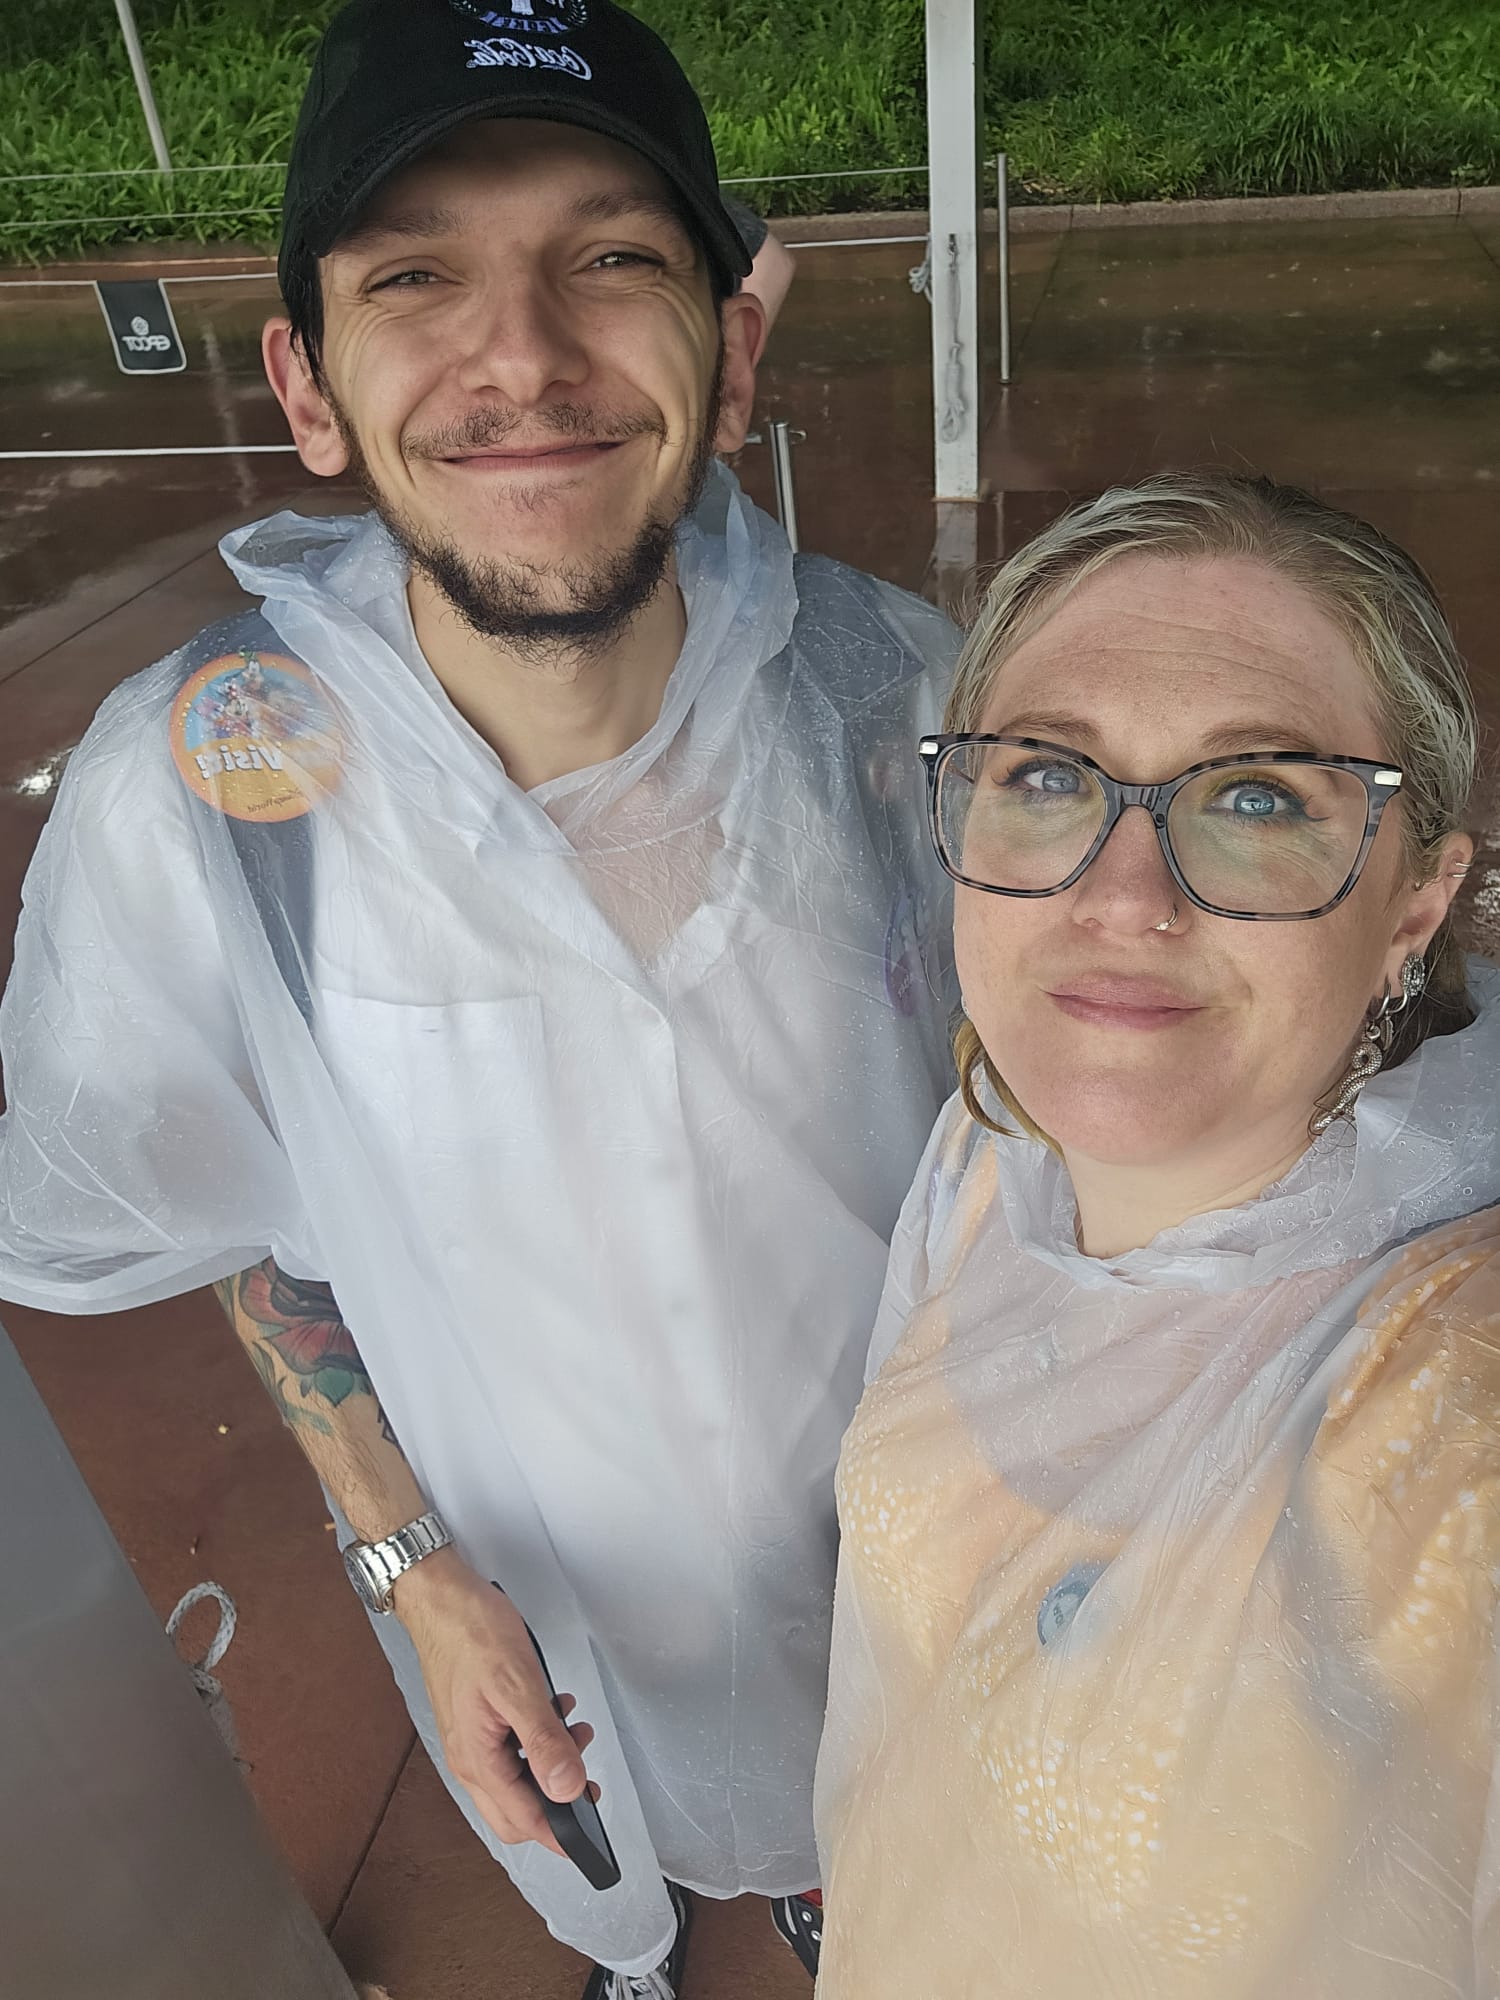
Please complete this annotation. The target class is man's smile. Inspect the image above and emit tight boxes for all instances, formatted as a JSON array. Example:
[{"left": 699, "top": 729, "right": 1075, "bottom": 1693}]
[{"left": 432, "top": 438, "right": 627, "bottom": 474}]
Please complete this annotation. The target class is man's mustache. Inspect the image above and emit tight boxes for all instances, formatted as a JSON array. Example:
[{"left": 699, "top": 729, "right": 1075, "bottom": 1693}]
[{"left": 403, "top": 403, "right": 668, "bottom": 459}]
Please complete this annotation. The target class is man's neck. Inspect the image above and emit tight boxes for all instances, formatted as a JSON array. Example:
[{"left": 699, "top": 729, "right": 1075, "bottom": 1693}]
[{"left": 407, "top": 564, "right": 688, "bottom": 793}]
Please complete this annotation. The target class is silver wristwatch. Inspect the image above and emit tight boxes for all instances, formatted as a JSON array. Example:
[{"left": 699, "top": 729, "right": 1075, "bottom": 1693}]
[{"left": 342, "top": 1510, "right": 452, "bottom": 1615}]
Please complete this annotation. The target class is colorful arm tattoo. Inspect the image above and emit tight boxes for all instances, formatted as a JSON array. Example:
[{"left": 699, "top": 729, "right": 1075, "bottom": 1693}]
[{"left": 215, "top": 1256, "right": 400, "bottom": 1447}]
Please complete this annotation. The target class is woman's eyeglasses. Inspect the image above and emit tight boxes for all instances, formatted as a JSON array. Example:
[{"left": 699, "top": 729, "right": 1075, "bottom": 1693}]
[{"left": 918, "top": 735, "right": 1405, "bottom": 921}]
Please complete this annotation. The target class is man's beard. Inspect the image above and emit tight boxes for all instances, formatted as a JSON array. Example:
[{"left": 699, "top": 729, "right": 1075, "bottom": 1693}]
[{"left": 332, "top": 359, "right": 723, "bottom": 665}]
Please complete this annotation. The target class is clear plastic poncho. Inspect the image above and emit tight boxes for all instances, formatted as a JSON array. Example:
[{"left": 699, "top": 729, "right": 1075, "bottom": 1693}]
[
  {"left": 815, "top": 966, "right": 1500, "bottom": 1999},
  {"left": 0, "top": 467, "right": 958, "bottom": 1974}
]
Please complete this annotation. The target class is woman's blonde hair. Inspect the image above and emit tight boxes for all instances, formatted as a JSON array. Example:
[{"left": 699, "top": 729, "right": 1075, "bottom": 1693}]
[{"left": 948, "top": 471, "right": 1479, "bottom": 1139}]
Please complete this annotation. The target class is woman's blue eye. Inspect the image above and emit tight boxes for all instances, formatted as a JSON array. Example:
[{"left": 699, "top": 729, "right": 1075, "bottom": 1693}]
[
  {"left": 1011, "top": 761, "right": 1085, "bottom": 795},
  {"left": 1219, "top": 782, "right": 1301, "bottom": 817}
]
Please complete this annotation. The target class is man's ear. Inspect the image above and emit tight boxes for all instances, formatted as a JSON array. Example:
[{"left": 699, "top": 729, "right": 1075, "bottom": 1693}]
[
  {"left": 712, "top": 291, "right": 766, "bottom": 455},
  {"left": 263, "top": 317, "right": 350, "bottom": 477}
]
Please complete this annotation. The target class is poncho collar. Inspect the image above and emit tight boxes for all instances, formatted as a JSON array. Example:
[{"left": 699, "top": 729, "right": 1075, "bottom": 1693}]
[
  {"left": 992, "top": 961, "right": 1500, "bottom": 1295},
  {"left": 216, "top": 462, "right": 798, "bottom": 841}
]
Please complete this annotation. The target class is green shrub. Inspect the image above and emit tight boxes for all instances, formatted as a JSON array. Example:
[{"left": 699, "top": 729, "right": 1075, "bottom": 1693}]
[{"left": 4, "top": 0, "right": 1499, "bottom": 262}]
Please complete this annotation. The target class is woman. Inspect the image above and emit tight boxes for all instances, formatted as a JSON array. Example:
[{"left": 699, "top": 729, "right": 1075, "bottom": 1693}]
[{"left": 813, "top": 473, "right": 1500, "bottom": 1997}]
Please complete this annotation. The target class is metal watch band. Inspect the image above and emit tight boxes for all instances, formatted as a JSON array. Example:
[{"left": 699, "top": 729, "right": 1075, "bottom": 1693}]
[{"left": 345, "top": 1509, "right": 452, "bottom": 1614}]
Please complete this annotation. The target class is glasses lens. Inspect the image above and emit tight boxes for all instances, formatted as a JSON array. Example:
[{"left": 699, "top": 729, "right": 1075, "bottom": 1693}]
[
  {"left": 936, "top": 740, "right": 1107, "bottom": 891},
  {"left": 1169, "top": 761, "right": 1373, "bottom": 914}
]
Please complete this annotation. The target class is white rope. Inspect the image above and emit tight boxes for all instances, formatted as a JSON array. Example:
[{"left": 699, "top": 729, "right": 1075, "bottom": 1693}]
[{"left": 165, "top": 1581, "right": 239, "bottom": 1757}]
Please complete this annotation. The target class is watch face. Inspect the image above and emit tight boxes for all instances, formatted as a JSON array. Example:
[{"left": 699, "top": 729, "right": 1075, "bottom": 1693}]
[{"left": 343, "top": 1544, "right": 385, "bottom": 1613}]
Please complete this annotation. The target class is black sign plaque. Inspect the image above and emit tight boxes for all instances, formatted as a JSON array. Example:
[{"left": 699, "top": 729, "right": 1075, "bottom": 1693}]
[{"left": 94, "top": 278, "right": 187, "bottom": 375}]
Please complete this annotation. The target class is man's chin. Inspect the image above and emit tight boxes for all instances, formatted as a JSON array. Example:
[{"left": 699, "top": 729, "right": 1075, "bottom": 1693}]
[
  {"left": 392, "top": 509, "right": 678, "bottom": 657},
  {"left": 447, "top": 492, "right": 654, "bottom": 561}
]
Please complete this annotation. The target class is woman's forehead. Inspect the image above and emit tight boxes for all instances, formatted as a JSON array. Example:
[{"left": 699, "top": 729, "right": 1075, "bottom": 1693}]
[{"left": 981, "top": 552, "right": 1385, "bottom": 759}]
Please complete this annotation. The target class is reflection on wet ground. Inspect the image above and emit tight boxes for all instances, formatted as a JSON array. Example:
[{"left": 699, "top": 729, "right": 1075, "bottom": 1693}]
[
  {"left": 2, "top": 213, "right": 1500, "bottom": 1996},
  {"left": 756, "top": 214, "right": 1500, "bottom": 957}
]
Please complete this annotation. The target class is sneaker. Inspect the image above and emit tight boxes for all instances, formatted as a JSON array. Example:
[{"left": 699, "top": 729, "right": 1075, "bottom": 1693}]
[
  {"left": 581, "top": 1882, "right": 692, "bottom": 2000},
  {"left": 770, "top": 1891, "right": 822, "bottom": 1977}
]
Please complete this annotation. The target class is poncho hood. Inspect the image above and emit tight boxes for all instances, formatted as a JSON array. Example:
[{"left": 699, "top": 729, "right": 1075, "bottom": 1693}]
[{"left": 218, "top": 462, "right": 798, "bottom": 837}]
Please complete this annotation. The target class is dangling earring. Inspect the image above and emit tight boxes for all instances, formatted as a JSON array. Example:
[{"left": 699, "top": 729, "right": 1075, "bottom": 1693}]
[{"left": 1310, "top": 953, "right": 1427, "bottom": 1135}]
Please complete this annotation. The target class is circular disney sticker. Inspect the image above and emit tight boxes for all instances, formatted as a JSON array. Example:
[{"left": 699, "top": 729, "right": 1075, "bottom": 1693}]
[
  {"left": 1036, "top": 1562, "right": 1108, "bottom": 1648},
  {"left": 170, "top": 649, "right": 342, "bottom": 823}
]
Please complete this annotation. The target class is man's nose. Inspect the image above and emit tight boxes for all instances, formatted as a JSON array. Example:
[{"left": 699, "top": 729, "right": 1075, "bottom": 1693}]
[
  {"left": 1066, "top": 803, "right": 1180, "bottom": 933},
  {"left": 452, "top": 278, "right": 591, "bottom": 406}
]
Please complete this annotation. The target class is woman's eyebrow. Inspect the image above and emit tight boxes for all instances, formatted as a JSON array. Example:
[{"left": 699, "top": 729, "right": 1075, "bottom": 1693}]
[
  {"left": 1194, "top": 723, "right": 1328, "bottom": 756},
  {"left": 990, "top": 711, "right": 1101, "bottom": 746},
  {"left": 994, "top": 713, "right": 1330, "bottom": 757}
]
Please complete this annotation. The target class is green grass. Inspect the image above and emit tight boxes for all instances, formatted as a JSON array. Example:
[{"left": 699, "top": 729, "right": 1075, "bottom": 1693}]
[{"left": 5, "top": 0, "right": 1500, "bottom": 263}]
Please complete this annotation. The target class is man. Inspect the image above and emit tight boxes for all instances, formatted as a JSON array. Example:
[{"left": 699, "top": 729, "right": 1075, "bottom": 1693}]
[
  {"left": 724, "top": 194, "right": 798, "bottom": 333},
  {"left": 0, "top": 3, "right": 956, "bottom": 1992}
]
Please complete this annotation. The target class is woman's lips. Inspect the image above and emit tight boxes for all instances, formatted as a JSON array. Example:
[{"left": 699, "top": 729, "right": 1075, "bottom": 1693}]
[{"left": 1046, "top": 978, "right": 1204, "bottom": 1031}]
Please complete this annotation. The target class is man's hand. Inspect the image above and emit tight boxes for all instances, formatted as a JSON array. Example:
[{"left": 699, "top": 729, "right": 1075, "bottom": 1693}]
[
  {"left": 393, "top": 1548, "right": 596, "bottom": 1859},
  {"left": 213, "top": 1261, "right": 595, "bottom": 1858}
]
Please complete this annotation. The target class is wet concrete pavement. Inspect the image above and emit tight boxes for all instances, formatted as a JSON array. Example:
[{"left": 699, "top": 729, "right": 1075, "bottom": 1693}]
[{"left": 3, "top": 211, "right": 1500, "bottom": 1996}]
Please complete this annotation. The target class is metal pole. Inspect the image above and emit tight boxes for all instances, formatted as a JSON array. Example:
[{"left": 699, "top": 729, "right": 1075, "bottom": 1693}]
[
  {"left": 114, "top": 0, "right": 174, "bottom": 175},
  {"left": 924, "top": 0, "right": 984, "bottom": 500},
  {"left": 931, "top": 500, "right": 980, "bottom": 622},
  {"left": 996, "top": 151, "right": 1013, "bottom": 385},
  {"left": 0, "top": 446, "right": 299, "bottom": 460},
  {"left": 768, "top": 419, "right": 802, "bottom": 553}
]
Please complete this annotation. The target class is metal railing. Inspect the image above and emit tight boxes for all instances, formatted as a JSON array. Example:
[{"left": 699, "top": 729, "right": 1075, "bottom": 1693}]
[
  {"left": 9, "top": 0, "right": 1019, "bottom": 416},
  {"left": 0, "top": 161, "right": 928, "bottom": 192},
  {"left": 0, "top": 160, "right": 1016, "bottom": 367}
]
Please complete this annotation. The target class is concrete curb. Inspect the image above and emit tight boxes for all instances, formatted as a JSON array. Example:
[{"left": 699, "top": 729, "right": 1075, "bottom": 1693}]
[{"left": 772, "top": 184, "right": 1500, "bottom": 242}]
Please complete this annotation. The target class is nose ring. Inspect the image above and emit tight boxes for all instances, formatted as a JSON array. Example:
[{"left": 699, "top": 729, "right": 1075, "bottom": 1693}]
[{"left": 1153, "top": 904, "right": 1180, "bottom": 932}]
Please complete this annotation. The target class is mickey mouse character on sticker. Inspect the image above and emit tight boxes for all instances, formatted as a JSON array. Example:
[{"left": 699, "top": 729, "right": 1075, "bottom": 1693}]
[{"left": 170, "top": 650, "right": 343, "bottom": 822}]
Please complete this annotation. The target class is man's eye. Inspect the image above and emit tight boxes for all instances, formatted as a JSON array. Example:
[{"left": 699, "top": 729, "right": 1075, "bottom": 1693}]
[
  {"left": 591, "top": 251, "right": 661, "bottom": 272},
  {"left": 370, "top": 269, "right": 440, "bottom": 292}
]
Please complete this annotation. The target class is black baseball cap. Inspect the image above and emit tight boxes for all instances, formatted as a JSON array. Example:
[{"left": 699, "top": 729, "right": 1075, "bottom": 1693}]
[{"left": 278, "top": 0, "right": 752, "bottom": 299}]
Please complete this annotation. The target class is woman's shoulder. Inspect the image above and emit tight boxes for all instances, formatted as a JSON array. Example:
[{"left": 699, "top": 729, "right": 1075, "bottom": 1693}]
[
  {"left": 1311, "top": 1207, "right": 1500, "bottom": 1596},
  {"left": 1335, "top": 1205, "right": 1500, "bottom": 1415}
]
